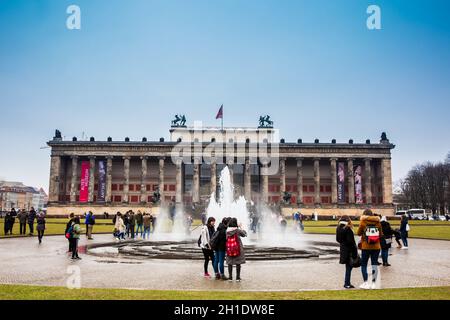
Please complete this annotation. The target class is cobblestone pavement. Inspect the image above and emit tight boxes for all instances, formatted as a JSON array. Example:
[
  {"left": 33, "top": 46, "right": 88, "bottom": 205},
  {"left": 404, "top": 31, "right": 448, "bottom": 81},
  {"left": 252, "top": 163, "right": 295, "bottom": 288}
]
[{"left": 1, "top": 233, "right": 449, "bottom": 291}]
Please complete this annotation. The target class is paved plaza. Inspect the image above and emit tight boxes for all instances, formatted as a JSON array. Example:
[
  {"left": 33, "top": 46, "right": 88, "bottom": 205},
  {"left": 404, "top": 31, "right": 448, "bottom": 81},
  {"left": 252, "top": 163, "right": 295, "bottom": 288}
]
[{"left": 1, "top": 232, "right": 450, "bottom": 292}]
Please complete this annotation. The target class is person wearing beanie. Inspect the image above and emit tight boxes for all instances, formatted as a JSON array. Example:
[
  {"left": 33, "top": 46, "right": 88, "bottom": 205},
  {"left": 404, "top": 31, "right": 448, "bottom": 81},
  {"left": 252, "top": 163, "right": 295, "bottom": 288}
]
[{"left": 357, "top": 209, "right": 383, "bottom": 289}]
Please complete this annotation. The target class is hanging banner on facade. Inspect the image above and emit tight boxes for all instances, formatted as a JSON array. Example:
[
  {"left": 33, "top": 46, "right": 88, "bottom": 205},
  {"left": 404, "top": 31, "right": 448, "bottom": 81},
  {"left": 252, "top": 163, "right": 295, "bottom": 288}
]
[
  {"left": 337, "top": 162, "right": 345, "bottom": 203},
  {"left": 79, "top": 161, "right": 90, "bottom": 203},
  {"left": 97, "top": 160, "right": 106, "bottom": 202},
  {"left": 354, "top": 165, "right": 363, "bottom": 204}
]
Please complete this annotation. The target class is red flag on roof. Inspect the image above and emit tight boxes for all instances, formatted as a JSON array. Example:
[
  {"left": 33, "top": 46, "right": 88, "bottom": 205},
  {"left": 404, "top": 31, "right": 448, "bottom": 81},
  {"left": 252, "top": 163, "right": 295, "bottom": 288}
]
[{"left": 216, "top": 104, "right": 223, "bottom": 119}]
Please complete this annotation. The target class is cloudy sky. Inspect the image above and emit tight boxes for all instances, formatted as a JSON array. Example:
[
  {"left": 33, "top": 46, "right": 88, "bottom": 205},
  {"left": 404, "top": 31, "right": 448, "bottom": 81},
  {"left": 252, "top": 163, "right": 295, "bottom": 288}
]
[{"left": 0, "top": 0, "right": 449, "bottom": 192}]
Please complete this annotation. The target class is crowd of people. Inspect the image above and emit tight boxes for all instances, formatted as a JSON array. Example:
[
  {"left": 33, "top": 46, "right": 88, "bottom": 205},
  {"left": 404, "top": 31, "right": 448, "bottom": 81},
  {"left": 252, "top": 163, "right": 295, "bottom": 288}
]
[
  {"left": 112, "top": 210, "right": 157, "bottom": 240},
  {"left": 3, "top": 207, "right": 46, "bottom": 243},
  {"left": 336, "top": 209, "right": 410, "bottom": 289}
]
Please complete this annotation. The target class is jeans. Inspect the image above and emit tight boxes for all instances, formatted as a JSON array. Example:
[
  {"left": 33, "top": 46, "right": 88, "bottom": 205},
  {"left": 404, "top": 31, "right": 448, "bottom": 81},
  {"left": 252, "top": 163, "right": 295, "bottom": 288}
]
[
  {"left": 129, "top": 225, "right": 135, "bottom": 239},
  {"left": 381, "top": 249, "right": 389, "bottom": 264},
  {"left": 71, "top": 238, "right": 79, "bottom": 258},
  {"left": 344, "top": 263, "right": 353, "bottom": 286},
  {"left": 117, "top": 232, "right": 125, "bottom": 240},
  {"left": 361, "top": 249, "right": 380, "bottom": 282},
  {"left": 28, "top": 222, "right": 34, "bottom": 234},
  {"left": 143, "top": 227, "right": 150, "bottom": 239},
  {"left": 38, "top": 230, "right": 44, "bottom": 243},
  {"left": 20, "top": 223, "right": 27, "bottom": 235},
  {"left": 213, "top": 250, "right": 226, "bottom": 275},
  {"left": 136, "top": 224, "right": 144, "bottom": 237},
  {"left": 401, "top": 232, "right": 408, "bottom": 247}
]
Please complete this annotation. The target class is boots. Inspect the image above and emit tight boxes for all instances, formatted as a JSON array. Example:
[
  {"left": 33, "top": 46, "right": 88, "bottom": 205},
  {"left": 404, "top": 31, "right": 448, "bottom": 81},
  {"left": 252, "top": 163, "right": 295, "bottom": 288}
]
[
  {"left": 236, "top": 265, "right": 241, "bottom": 282},
  {"left": 228, "top": 265, "right": 233, "bottom": 281}
]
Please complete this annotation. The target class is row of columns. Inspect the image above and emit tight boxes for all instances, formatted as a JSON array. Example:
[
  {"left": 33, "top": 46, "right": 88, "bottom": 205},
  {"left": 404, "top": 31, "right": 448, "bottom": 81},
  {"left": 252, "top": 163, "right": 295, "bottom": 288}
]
[{"left": 49, "top": 155, "right": 393, "bottom": 206}]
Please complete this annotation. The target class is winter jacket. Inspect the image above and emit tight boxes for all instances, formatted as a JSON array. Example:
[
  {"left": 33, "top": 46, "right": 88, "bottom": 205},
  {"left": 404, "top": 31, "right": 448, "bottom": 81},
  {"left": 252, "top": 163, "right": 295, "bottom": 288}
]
[
  {"left": 357, "top": 215, "right": 383, "bottom": 250},
  {"left": 381, "top": 221, "right": 394, "bottom": 250},
  {"left": 28, "top": 210, "right": 37, "bottom": 224},
  {"left": 18, "top": 211, "right": 28, "bottom": 224},
  {"left": 143, "top": 215, "right": 151, "bottom": 228},
  {"left": 225, "top": 227, "right": 247, "bottom": 265},
  {"left": 72, "top": 223, "right": 81, "bottom": 239},
  {"left": 214, "top": 223, "right": 228, "bottom": 252},
  {"left": 115, "top": 217, "right": 125, "bottom": 233},
  {"left": 136, "top": 212, "right": 143, "bottom": 225},
  {"left": 129, "top": 214, "right": 136, "bottom": 226},
  {"left": 336, "top": 222, "right": 358, "bottom": 264},
  {"left": 200, "top": 225, "right": 215, "bottom": 249},
  {"left": 400, "top": 218, "right": 409, "bottom": 233},
  {"left": 36, "top": 216, "right": 46, "bottom": 231}
]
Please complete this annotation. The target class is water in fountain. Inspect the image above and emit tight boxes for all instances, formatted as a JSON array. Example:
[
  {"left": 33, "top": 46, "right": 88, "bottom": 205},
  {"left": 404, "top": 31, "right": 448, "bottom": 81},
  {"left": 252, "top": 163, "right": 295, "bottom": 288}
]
[
  {"left": 206, "top": 166, "right": 250, "bottom": 231},
  {"left": 153, "top": 204, "right": 192, "bottom": 241},
  {"left": 206, "top": 166, "right": 307, "bottom": 248}
]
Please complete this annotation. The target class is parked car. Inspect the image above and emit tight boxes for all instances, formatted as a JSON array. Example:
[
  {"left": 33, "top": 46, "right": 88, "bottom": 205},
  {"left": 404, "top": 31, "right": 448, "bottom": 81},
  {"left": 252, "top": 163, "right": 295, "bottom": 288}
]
[
  {"left": 395, "top": 210, "right": 407, "bottom": 216},
  {"left": 407, "top": 209, "right": 427, "bottom": 220}
]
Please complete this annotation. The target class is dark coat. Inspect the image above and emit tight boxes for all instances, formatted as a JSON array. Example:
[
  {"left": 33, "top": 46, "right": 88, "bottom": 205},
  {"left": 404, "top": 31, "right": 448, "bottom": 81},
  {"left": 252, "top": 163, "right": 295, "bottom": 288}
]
[
  {"left": 336, "top": 223, "right": 358, "bottom": 264},
  {"left": 36, "top": 216, "right": 46, "bottom": 231},
  {"left": 380, "top": 220, "right": 394, "bottom": 250},
  {"left": 215, "top": 223, "right": 228, "bottom": 252},
  {"left": 225, "top": 227, "right": 247, "bottom": 265},
  {"left": 28, "top": 210, "right": 37, "bottom": 224}
]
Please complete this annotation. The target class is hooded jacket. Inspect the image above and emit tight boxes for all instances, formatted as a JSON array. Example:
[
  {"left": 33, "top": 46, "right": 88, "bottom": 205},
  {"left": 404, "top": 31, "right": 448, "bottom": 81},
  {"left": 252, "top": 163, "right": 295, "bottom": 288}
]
[
  {"left": 225, "top": 227, "right": 247, "bottom": 265},
  {"left": 357, "top": 215, "right": 383, "bottom": 250}
]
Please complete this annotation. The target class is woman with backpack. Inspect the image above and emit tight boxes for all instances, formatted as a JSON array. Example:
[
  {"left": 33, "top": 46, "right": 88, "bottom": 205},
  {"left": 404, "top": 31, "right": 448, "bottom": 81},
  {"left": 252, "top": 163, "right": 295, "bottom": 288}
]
[
  {"left": 226, "top": 218, "right": 247, "bottom": 282},
  {"left": 357, "top": 209, "right": 383, "bottom": 290},
  {"left": 71, "top": 216, "right": 82, "bottom": 260},
  {"left": 200, "top": 217, "right": 216, "bottom": 277},
  {"left": 36, "top": 212, "right": 46, "bottom": 244},
  {"left": 336, "top": 215, "right": 358, "bottom": 289},
  {"left": 212, "top": 217, "right": 230, "bottom": 280}
]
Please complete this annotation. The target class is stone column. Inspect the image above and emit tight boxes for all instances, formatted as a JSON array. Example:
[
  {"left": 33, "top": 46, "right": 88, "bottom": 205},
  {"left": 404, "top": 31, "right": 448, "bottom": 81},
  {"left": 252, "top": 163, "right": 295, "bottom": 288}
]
[
  {"left": 365, "top": 158, "right": 372, "bottom": 205},
  {"left": 48, "top": 155, "right": 61, "bottom": 203},
  {"left": 175, "top": 159, "right": 183, "bottom": 204},
  {"left": 210, "top": 160, "right": 217, "bottom": 196},
  {"left": 192, "top": 158, "right": 200, "bottom": 203},
  {"left": 347, "top": 158, "right": 355, "bottom": 204},
  {"left": 296, "top": 158, "right": 303, "bottom": 205},
  {"left": 88, "top": 156, "right": 96, "bottom": 203},
  {"left": 280, "top": 158, "right": 286, "bottom": 201},
  {"left": 105, "top": 156, "right": 113, "bottom": 203},
  {"left": 314, "top": 158, "right": 321, "bottom": 204},
  {"left": 140, "top": 156, "right": 148, "bottom": 203},
  {"left": 244, "top": 158, "right": 251, "bottom": 201},
  {"left": 123, "top": 156, "right": 130, "bottom": 203},
  {"left": 261, "top": 163, "right": 269, "bottom": 204},
  {"left": 158, "top": 157, "right": 165, "bottom": 204},
  {"left": 70, "top": 156, "right": 78, "bottom": 203},
  {"left": 330, "top": 158, "right": 338, "bottom": 204},
  {"left": 381, "top": 158, "right": 393, "bottom": 204}
]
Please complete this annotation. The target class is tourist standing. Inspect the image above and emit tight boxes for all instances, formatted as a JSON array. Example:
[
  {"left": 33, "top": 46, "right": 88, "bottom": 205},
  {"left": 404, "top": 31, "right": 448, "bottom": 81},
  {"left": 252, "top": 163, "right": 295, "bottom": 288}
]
[
  {"left": 212, "top": 217, "right": 230, "bottom": 280},
  {"left": 128, "top": 211, "right": 136, "bottom": 239},
  {"left": 201, "top": 212, "right": 207, "bottom": 226},
  {"left": 71, "top": 216, "right": 82, "bottom": 259},
  {"left": 151, "top": 214, "right": 156, "bottom": 233},
  {"left": 65, "top": 213, "right": 75, "bottom": 253},
  {"left": 226, "top": 218, "right": 247, "bottom": 282},
  {"left": 336, "top": 215, "right": 358, "bottom": 289},
  {"left": 143, "top": 213, "right": 151, "bottom": 239},
  {"left": 36, "top": 212, "right": 46, "bottom": 244},
  {"left": 114, "top": 212, "right": 126, "bottom": 240},
  {"left": 28, "top": 207, "right": 37, "bottom": 235},
  {"left": 380, "top": 216, "right": 394, "bottom": 266},
  {"left": 357, "top": 209, "right": 383, "bottom": 289},
  {"left": 186, "top": 215, "right": 193, "bottom": 235},
  {"left": 124, "top": 211, "right": 130, "bottom": 237},
  {"left": 135, "top": 210, "right": 144, "bottom": 238},
  {"left": 18, "top": 209, "right": 28, "bottom": 235},
  {"left": 200, "top": 217, "right": 216, "bottom": 277},
  {"left": 86, "top": 211, "right": 95, "bottom": 240},
  {"left": 400, "top": 214, "right": 409, "bottom": 249},
  {"left": 3, "top": 209, "right": 11, "bottom": 235}
]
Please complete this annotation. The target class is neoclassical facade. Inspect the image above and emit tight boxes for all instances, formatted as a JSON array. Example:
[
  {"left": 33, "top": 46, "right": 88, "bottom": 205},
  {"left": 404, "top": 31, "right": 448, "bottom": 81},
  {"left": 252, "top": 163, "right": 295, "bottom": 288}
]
[{"left": 46, "top": 126, "right": 395, "bottom": 217}]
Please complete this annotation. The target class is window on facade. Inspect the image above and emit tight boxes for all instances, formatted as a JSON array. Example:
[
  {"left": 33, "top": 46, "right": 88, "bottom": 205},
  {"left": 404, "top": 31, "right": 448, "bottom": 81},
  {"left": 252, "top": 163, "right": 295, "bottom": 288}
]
[
  {"left": 308, "top": 186, "right": 315, "bottom": 193},
  {"left": 130, "top": 196, "right": 139, "bottom": 203},
  {"left": 136, "top": 185, "right": 141, "bottom": 192},
  {"left": 112, "top": 184, "right": 118, "bottom": 191},
  {"left": 129, "top": 185, "right": 135, "bottom": 191},
  {"left": 169, "top": 185, "right": 176, "bottom": 192}
]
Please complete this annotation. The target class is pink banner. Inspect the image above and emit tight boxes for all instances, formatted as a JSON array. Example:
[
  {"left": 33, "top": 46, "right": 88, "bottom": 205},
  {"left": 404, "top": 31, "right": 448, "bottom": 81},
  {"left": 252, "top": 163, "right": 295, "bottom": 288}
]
[{"left": 79, "top": 161, "right": 90, "bottom": 203}]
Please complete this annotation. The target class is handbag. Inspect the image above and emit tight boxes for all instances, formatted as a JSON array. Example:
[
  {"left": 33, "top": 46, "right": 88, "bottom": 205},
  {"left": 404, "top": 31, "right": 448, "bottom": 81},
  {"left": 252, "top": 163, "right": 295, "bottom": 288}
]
[
  {"left": 349, "top": 254, "right": 361, "bottom": 268},
  {"left": 406, "top": 224, "right": 410, "bottom": 232}
]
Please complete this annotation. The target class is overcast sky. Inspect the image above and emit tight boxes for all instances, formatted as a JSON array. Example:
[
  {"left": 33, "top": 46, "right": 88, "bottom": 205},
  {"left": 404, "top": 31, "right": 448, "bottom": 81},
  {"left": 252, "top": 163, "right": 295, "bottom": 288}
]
[{"left": 0, "top": 0, "right": 449, "bottom": 192}]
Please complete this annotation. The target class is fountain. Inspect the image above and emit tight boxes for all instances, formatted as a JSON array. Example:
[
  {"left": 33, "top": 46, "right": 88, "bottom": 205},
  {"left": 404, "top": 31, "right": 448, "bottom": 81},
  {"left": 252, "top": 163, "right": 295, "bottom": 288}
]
[{"left": 86, "top": 167, "right": 339, "bottom": 260}]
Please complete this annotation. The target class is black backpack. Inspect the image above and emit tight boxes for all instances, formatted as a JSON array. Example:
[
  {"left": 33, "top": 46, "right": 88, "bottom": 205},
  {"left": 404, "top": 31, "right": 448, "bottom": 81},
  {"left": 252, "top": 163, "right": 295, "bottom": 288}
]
[
  {"left": 209, "top": 230, "right": 220, "bottom": 251},
  {"left": 197, "top": 235, "right": 202, "bottom": 247}
]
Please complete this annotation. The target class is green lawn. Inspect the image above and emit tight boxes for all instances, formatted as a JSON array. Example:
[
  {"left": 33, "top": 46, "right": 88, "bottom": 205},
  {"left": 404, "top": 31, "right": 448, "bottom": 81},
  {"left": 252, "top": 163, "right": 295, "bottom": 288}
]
[{"left": 0, "top": 284, "right": 449, "bottom": 300}]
